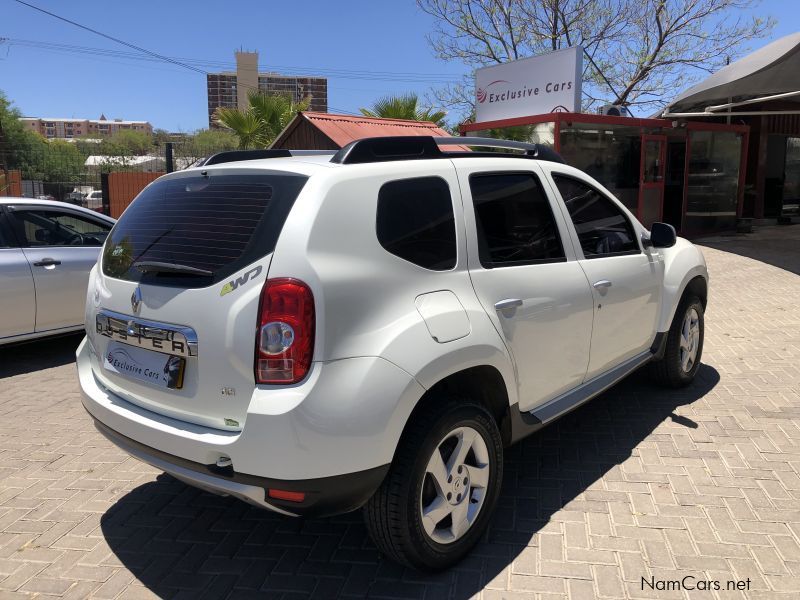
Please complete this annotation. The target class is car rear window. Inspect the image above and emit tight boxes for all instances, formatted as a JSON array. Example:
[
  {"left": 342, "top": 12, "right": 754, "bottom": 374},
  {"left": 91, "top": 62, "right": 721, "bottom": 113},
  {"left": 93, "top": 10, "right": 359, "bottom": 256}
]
[{"left": 102, "top": 172, "right": 308, "bottom": 286}]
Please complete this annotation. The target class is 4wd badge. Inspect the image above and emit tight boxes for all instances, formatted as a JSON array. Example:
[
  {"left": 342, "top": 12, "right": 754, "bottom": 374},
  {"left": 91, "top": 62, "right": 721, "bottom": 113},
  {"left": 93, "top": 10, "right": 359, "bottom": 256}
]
[{"left": 220, "top": 265, "right": 262, "bottom": 297}]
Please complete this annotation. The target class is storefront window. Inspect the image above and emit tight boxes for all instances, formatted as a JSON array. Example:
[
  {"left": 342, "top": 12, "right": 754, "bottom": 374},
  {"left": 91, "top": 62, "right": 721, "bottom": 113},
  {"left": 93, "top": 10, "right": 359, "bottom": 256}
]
[
  {"left": 783, "top": 137, "right": 800, "bottom": 216},
  {"left": 684, "top": 130, "right": 742, "bottom": 233},
  {"left": 559, "top": 123, "right": 642, "bottom": 213}
]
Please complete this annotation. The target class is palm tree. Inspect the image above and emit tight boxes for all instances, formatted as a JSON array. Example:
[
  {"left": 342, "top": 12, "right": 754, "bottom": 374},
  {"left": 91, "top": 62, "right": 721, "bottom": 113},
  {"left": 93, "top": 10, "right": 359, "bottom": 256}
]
[
  {"left": 215, "top": 91, "right": 310, "bottom": 149},
  {"left": 360, "top": 94, "right": 447, "bottom": 127}
]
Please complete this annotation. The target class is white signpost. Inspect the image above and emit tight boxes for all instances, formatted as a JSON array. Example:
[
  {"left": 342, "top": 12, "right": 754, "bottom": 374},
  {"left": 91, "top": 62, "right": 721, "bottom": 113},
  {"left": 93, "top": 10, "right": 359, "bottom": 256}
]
[{"left": 475, "top": 46, "right": 583, "bottom": 123}]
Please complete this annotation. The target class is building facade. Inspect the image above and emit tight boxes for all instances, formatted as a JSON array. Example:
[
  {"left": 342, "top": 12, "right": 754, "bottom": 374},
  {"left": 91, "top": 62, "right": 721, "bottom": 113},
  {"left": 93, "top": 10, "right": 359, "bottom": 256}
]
[
  {"left": 207, "top": 51, "right": 328, "bottom": 127},
  {"left": 460, "top": 112, "right": 748, "bottom": 237},
  {"left": 19, "top": 115, "right": 152, "bottom": 139},
  {"left": 272, "top": 112, "right": 455, "bottom": 150}
]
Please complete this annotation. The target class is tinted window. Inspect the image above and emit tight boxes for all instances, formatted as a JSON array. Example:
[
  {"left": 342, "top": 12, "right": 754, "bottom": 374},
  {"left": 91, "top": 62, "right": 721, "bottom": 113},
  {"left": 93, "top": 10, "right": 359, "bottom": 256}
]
[
  {"left": 102, "top": 173, "right": 307, "bottom": 286},
  {"left": 552, "top": 175, "right": 639, "bottom": 258},
  {"left": 10, "top": 209, "right": 111, "bottom": 247},
  {"left": 469, "top": 173, "right": 565, "bottom": 267},
  {"left": 0, "top": 213, "right": 13, "bottom": 248},
  {"left": 376, "top": 177, "right": 456, "bottom": 271}
]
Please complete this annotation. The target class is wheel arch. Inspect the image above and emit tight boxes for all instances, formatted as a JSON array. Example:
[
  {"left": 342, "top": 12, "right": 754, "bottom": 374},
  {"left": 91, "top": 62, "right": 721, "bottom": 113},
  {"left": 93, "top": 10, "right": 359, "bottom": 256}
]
[
  {"left": 656, "top": 240, "right": 709, "bottom": 332},
  {"left": 682, "top": 275, "right": 708, "bottom": 310},
  {"left": 401, "top": 365, "right": 515, "bottom": 449}
]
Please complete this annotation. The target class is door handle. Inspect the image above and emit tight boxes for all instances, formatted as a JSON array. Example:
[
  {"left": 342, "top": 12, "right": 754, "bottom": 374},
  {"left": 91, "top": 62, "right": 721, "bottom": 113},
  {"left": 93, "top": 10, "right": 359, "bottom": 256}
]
[
  {"left": 33, "top": 258, "right": 61, "bottom": 267},
  {"left": 494, "top": 298, "right": 523, "bottom": 311},
  {"left": 593, "top": 280, "right": 612, "bottom": 289}
]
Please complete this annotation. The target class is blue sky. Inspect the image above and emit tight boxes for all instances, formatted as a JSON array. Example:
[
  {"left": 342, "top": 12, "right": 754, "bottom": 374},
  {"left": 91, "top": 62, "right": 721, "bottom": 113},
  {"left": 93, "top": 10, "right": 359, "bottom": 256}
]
[{"left": 1, "top": 0, "right": 796, "bottom": 131}]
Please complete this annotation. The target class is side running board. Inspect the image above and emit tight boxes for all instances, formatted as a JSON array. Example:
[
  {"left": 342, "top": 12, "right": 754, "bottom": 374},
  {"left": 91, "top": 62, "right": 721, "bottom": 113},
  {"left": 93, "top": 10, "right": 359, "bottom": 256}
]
[{"left": 527, "top": 351, "right": 653, "bottom": 425}]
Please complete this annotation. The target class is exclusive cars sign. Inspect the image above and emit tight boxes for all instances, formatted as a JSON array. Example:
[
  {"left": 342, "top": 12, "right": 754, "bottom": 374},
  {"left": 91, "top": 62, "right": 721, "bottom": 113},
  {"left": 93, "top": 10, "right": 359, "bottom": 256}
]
[{"left": 475, "top": 46, "right": 583, "bottom": 123}]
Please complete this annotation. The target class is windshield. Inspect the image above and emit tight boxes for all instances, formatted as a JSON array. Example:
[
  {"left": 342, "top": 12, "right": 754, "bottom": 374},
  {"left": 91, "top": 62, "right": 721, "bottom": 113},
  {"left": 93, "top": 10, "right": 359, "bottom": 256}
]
[{"left": 102, "top": 172, "right": 308, "bottom": 286}]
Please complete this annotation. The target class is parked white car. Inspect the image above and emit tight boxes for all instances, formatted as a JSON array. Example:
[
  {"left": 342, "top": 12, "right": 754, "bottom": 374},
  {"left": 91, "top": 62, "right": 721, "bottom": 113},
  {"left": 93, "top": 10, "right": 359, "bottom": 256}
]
[
  {"left": 77, "top": 137, "right": 708, "bottom": 570},
  {"left": 0, "top": 198, "right": 115, "bottom": 345},
  {"left": 83, "top": 190, "right": 104, "bottom": 210}
]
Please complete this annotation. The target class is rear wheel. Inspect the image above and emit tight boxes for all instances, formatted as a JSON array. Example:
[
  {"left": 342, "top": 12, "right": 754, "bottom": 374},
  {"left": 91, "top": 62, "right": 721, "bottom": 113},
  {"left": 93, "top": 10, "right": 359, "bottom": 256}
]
[
  {"left": 364, "top": 398, "right": 503, "bottom": 571},
  {"left": 651, "top": 296, "right": 704, "bottom": 387}
]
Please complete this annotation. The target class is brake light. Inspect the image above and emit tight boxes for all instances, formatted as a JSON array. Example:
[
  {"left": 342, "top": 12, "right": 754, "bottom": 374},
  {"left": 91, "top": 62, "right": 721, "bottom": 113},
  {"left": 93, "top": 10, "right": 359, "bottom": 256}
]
[{"left": 255, "top": 278, "right": 315, "bottom": 384}]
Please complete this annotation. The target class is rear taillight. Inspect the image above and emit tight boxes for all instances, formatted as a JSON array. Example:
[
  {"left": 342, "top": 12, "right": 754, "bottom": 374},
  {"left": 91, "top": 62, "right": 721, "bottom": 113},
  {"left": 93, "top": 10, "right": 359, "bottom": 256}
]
[{"left": 255, "top": 278, "right": 315, "bottom": 384}]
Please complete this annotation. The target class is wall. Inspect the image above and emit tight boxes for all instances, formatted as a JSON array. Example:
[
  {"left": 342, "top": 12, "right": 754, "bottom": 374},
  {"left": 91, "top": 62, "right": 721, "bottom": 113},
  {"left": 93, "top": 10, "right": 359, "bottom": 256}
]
[
  {"left": 0, "top": 170, "right": 22, "bottom": 196},
  {"left": 272, "top": 121, "right": 339, "bottom": 150},
  {"left": 108, "top": 171, "right": 163, "bottom": 218}
]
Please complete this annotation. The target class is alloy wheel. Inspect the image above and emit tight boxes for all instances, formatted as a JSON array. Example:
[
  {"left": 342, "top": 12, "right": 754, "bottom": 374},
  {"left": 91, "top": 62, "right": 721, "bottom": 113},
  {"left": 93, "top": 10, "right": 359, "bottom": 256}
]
[
  {"left": 680, "top": 307, "right": 700, "bottom": 373},
  {"left": 419, "top": 426, "right": 490, "bottom": 544}
]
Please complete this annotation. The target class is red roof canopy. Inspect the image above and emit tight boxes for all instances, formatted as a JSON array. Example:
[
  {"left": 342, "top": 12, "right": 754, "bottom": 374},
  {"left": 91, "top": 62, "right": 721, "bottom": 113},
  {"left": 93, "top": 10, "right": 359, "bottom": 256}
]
[{"left": 273, "top": 111, "right": 455, "bottom": 149}]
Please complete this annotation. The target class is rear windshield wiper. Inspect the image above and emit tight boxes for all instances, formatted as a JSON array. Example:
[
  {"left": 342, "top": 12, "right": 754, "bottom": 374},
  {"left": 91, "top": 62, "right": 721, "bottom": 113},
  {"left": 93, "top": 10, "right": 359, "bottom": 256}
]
[{"left": 133, "top": 261, "right": 213, "bottom": 277}]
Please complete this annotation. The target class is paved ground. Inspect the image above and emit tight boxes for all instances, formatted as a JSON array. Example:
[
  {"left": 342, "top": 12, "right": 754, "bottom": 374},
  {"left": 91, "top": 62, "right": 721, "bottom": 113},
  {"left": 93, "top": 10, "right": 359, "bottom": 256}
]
[{"left": 0, "top": 226, "right": 799, "bottom": 599}]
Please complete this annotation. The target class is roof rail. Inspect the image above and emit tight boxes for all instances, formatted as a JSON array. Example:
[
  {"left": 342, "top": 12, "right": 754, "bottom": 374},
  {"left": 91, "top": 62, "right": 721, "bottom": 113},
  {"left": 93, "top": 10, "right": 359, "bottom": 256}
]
[
  {"left": 199, "top": 148, "right": 337, "bottom": 166},
  {"left": 330, "top": 136, "right": 565, "bottom": 165}
]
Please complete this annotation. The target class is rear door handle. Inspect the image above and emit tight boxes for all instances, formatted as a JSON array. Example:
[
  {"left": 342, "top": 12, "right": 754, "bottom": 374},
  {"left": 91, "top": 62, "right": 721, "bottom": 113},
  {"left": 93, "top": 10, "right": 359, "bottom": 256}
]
[
  {"left": 593, "top": 280, "right": 612, "bottom": 289},
  {"left": 33, "top": 258, "right": 61, "bottom": 267},
  {"left": 494, "top": 298, "right": 523, "bottom": 311}
]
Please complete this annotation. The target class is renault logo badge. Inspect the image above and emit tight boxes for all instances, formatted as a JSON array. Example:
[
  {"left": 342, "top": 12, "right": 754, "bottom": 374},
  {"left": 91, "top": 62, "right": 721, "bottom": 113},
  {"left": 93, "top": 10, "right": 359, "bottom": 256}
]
[{"left": 131, "top": 287, "right": 142, "bottom": 314}]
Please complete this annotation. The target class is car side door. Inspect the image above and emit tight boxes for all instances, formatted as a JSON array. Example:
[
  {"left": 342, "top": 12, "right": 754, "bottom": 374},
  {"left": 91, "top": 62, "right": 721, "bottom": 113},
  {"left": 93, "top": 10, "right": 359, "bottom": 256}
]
[
  {"left": 0, "top": 207, "right": 36, "bottom": 339},
  {"left": 548, "top": 172, "right": 663, "bottom": 379},
  {"left": 456, "top": 160, "right": 595, "bottom": 412},
  {"left": 6, "top": 205, "right": 112, "bottom": 332}
]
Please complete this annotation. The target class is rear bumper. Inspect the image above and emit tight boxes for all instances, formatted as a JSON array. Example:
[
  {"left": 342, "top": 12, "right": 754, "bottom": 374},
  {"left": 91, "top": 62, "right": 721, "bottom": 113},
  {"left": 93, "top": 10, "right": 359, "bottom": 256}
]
[
  {"left": 77, "top": 337, "right": 422, "bottom": 515},
  {"left": 93, "top": 418, "right": 388, "bottom": 517}
]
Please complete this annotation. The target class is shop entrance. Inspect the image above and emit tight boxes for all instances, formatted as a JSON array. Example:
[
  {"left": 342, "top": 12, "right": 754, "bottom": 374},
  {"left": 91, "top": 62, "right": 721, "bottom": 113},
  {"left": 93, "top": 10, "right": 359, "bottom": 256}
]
[
  {"left": 765, "top": 135, "right": 800, "bottom": 218},
  {"left": 663, "top": 140, "right": 686, "bottom": 230},
  {"left": 638, "top": 135, "right": 666, "bottom": 228}
]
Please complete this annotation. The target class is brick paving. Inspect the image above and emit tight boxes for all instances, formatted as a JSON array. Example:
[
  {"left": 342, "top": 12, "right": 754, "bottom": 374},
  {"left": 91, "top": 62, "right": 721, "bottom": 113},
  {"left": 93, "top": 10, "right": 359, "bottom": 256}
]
[{"left": 0, "top": 226, "right": 799, "bottom": 599}]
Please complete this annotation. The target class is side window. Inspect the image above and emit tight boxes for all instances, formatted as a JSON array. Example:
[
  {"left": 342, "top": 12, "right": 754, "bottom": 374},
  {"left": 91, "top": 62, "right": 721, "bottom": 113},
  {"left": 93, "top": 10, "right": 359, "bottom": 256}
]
[
  {"left": 469, "top": 172, "right": 565, "bottom": 268},
  {"left": 552, "top": 175, "right": 639, "bottom": 258},
  {"left": 10, "top": 209, "right": 112, "bottom": 247},
  {"left": 0, "top": 213, "right": 14, "bottom": 248},
  {"left": 376, "top": 177, "right": 457, "bottom": 271}
]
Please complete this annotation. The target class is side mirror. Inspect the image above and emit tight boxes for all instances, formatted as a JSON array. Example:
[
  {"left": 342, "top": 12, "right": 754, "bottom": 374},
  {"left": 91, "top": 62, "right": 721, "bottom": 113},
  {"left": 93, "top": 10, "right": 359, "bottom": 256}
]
[{"left": 650, "top": 222, "right": 677, "bottom": 248}]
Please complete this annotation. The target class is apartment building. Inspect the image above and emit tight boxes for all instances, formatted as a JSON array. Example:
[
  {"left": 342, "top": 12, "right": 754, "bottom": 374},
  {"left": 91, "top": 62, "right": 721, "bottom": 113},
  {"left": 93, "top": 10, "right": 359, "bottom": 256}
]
[
  {"left": 20, "top": 115, "right": 153, "bottom": 139},
  {"left": 207, "top": 51, "right": 328, "bottom": 127}
]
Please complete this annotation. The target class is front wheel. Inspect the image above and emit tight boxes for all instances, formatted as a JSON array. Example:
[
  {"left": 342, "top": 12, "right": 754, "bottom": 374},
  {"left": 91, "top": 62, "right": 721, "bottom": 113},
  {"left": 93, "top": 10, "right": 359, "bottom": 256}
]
[
  {"left": 363, "top": 399, "right": 503, "bottom": 571},
  {"left": 651, "top": 295, "right": 704, "bottom": 387}
]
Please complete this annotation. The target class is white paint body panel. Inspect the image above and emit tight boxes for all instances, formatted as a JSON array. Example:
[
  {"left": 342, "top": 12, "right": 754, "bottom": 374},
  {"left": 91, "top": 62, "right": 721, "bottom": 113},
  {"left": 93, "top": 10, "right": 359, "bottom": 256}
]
[
  {"left": 414, "top": 291, "right": 471, "bottom": 343},
  {"left": 454, "top": 159, "right": 594, "bottom": 412},
  {"left": 76, "top": 154, "right": 707, "bottom": 486},
  {"left": 540, "top": 165, "right": 663, "bottom": 376}
]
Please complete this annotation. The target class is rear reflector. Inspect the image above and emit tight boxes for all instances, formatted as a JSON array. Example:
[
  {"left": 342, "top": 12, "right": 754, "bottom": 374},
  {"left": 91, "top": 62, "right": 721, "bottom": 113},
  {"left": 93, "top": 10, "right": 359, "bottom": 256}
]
[{"left": 268, "top": 489, "right": 306, "bottom": 503}]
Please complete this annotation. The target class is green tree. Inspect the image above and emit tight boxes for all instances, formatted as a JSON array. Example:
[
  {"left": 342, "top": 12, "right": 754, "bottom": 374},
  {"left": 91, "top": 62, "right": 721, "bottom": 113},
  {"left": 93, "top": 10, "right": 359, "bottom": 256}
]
[
  {"left": 38, "top": 140, "right": 86, "bottom": 184},
  {"left": 100, "top": 129, "right": 153, "bottom": 156},
  {"left": 215, "top": 91, "right": 310, "bottom": 149},
  {"left": 360, "top": 93, "right": 447, "bottom": 126},
  {"left": 174, "top": 128, "right": 240, "bottom": 165},
  {"left": 0, "top": 90, "right": 48, "bottom": 177},
  {"left": 151, "top": 128, "right": 174, "bottom": 145}
]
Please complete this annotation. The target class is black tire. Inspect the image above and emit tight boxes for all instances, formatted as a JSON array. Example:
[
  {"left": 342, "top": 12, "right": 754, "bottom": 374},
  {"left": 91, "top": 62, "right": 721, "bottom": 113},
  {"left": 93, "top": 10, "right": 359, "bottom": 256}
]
[
  {"left": 651, "top": 295, "right": 704, "bottom": 387},
  {"left": 363, "top": 397, "right": 503, "bottom": 571}
]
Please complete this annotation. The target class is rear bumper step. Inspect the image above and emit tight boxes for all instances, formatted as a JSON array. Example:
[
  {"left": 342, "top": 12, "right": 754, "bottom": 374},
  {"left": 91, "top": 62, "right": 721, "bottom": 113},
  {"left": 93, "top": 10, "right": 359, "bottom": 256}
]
[{"left": 93, "top": 418, "right": 389, "bottom": 518}]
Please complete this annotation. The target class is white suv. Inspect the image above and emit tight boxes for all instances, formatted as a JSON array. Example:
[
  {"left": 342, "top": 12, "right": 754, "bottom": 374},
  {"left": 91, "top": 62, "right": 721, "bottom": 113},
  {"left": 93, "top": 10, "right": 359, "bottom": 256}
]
[{"left": 77, "top": 137, "right": 708, "bottom": 570}]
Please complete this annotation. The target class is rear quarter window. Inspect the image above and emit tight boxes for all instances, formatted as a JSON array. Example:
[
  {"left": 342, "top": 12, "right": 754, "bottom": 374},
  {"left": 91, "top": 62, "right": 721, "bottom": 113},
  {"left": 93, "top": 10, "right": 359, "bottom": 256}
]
[
  {"left": 376, "top": 176, "right": 457, "bottom": 271},
  {"left": 102, "top": 173, "right": 308, "bottom": 286}
]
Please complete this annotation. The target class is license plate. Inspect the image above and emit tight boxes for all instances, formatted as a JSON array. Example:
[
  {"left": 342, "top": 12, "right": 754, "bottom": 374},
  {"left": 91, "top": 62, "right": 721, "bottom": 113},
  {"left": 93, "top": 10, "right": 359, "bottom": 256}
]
[{"left": 103, "top": 341, "right": 186, "bottom": 390}]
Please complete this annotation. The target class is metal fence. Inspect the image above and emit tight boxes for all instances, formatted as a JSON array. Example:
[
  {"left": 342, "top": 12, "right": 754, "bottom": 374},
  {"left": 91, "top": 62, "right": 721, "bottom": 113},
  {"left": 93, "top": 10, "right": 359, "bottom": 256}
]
[{"left": 0, "top": 137, "right": 235, "bottom": 218}]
